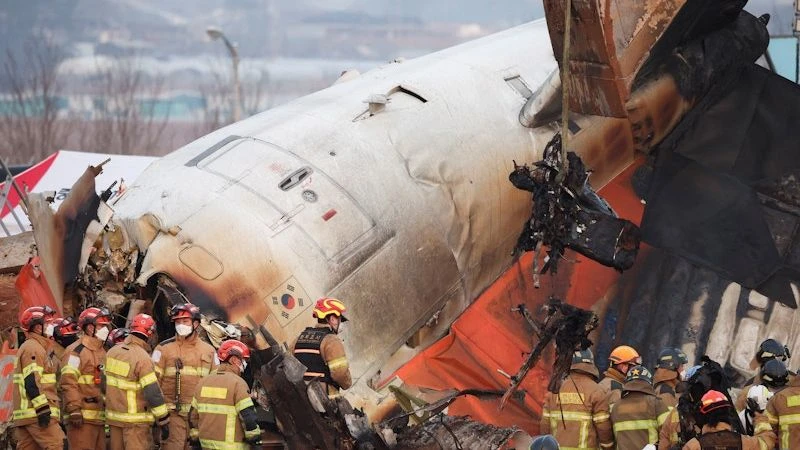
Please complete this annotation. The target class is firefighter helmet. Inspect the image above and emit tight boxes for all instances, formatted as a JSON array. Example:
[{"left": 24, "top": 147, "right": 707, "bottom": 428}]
[
  {"left": 130, "top": 314, "right": 156, "bottom": 338},
  {"left": 609, "top": 345, "right": 641, "bottom": 365},
  {"left": 675, "top": 348, "right": 688, "bottom": 365},
  {"left": 107, "top": 327, "right": 129, "bottom": 346},
  {"left": 19, "top": 306, "right": 50, "bottom": 331},
  {"left": 572, "top": 349, "right": 594, "bottom": 365},
  {"left": 312, "top": 297, "right": 348, "bottom": 321},
  {"left": 657, "top": 348, "right": 683, "bottom": 371},
  {"left": 699, "top": 390, "right": 732, "bottom": 415},
  {"left": 217, "top": 339, "right": 251, "bottom": 362},
  {"left": 761, "top": 359, "right": 789, "bottom": 387},
  {"left": 53, "top": 316, "right": 79, "bottom": 339},
  {"left": 78, "top": 307, "right": 112, "bottom": 329},
  {"left": 756, "top": 338, "right": 789, "bottom": 365},
  {"left": 529, "top": 435, "right": 559, "bottom": 450},
  {"left": 169, "top": 303, "right": 201, "bottom": 322},
  {"left": 625, "top": 364, "right": 653, "bottom": 384}
]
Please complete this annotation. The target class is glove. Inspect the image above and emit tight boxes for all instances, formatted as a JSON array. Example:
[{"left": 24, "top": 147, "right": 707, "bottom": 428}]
[
  {"left": 68, "top": 411, "right": 83, "bottom": 428},
  {"left": 35, "top": 405, "right": 51, "bottom": 428},
  {"left": 161, "top": 424, "right": 170, "bottom": 441}
]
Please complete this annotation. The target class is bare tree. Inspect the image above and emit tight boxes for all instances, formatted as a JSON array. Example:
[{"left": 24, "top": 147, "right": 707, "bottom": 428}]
[
  {"left": 77, "top": 56, "right": 172, "bottom": 156},
  {"left": 0, "top": 37, "right": 65, "bottom": 164}
]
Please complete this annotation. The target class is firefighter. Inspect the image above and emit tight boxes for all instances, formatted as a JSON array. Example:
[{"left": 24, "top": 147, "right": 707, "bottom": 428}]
[
  {"left": 105, "top": 313, "right": 170, "bottom": 450},
  {"left": 188, "top": 339, "right": 261, "bottom": 450},
  {"left": 737, "top": 338, "right": 790, "bottom": 411},
  {"left": 47, "top": 316, "right": 79, "bottom": 382},
  {"left": 611, "top": 364, "right": 670, "bottom": 450},
  {"left": 682, "top": 390, "right": 776, "bottom": 450},
  {"left": 600, "top": 345, "right": 642, "bottom": 408},
  {"left": 153, "top": 303, "right": 216, "bottom": 450},
  {"left": 61, "top": 307, "right": 112, "bottom": 450},
  {"left": 766, "top": 362, "right": 800, "bottom": 449},
  {"left": 12, "top": 306, "right": 66, "bottom": 450},
  {"left": 540, "top": 349, "right": 615, "bottom": 450},
  {"left": 106, "top": 327, "right": 130, "bottom": 349},
  {"left": 293, "top": 297, "right": 353, "bottom": 397},
  {"left": 653, "top": 348, "right": 685, "bottom": 409}
]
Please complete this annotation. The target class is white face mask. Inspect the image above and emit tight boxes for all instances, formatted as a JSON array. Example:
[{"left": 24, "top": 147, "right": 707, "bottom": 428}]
[
  {"left": 175, "top": 324, "right": 193, "bottom": 337},
  {"left": 44, "top": 324, "right": 55, "bottom": 338},
  {"left": 240, "top": 360, "right": 248, "bottom": 372},
  {"left": 95, "top": 326, "right": 110, "bottom": 342}
]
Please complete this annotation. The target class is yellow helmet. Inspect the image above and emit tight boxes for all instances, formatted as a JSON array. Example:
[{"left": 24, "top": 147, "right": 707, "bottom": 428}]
[
  {"left": 312, "top": 297, "right": 348, "bottom": 321},
  {"left": 609, "top": 345, "right": 641, "bottom": 365}
]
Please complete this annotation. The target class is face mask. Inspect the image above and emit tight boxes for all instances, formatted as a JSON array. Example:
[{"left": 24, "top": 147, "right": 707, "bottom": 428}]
[
  {"left": 95, "top": 326, "right": 110, "bottom": 342},
  {"left": 44, "top": 324, "right": 55, "bottom": 338},
  {"left": 239, "top": 360, "right": 248, "bottom": 373},
  {"left": 175, "top": 324, "right": 193, "bottom": 337}
]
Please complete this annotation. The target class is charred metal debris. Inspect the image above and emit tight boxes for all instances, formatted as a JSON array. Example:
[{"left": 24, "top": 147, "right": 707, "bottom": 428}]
[
  {"left": 510, "top": 133, "right": 640, "bottom": 278},
  {"left": 501, "top": 297, "right": 598, "bottom": 408}
]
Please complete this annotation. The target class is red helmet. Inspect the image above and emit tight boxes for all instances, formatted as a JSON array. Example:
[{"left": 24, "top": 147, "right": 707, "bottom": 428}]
[
  {"left": 130, "top": 314, "right": 156, "bottom": 338},
  {"left": 78, "top": 307, "right": 112, "bottom": 329},
  {"left": 19, "top": 306, "right": 52, "bottom": 331},
  {"left": 52, "top": 316, "right": 80, "bottom": 339},
  {"left": 107, "top": 328, "right": 129, "bottom": 346},
  {"left": 217, "top": 339, "right": 251, "bottom": 362},
  {"left": 312, "top": 297, "right": 348, "bottom": 321},
  {"left": 699, "top": 390, "right": 732, "bottom": 415},
  {"left": 169, "top": 303, "right": 201, "bottom": 322}
]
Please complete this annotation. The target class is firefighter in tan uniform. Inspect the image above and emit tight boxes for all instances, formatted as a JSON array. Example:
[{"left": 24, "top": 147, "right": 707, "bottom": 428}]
[
  {"left": 292, "top": 298, "right": 353, "bottom": 396},
  {"left": 653, "top": 348, "right": 687, "bottom": 410},
  {"left": 188, "top": 339, "right": 261, "bottom": 449},
  {"left": 600, "top": 345, "right": 642, "bottom": 409},
  {"left": 737, "top": 338, "right": 791, "bottom": 411},
  {"left": 766, "top": 365, "right": 800, "bottom": 449},
  {"left": 153, "top": 303, "right": 216, "bottom": 450},
  {"left": 46, "top": 316, "right": 77, "bottom": 381},
  {"left": 682, "top": 390, "right": 776, "bottom": 450},
  {"left": 61, "top": 307, "right": 112, "bottom": 450},
  {"left": 611, "top": 365, "right": 670, "bottom": 450},
  {"left": 540, "top": 349, "right": 615, "bottom": 450},
  {"left": 105, "top": 313, "right": 170, "bottom": 450},
  {"left": 12, "top": 306, "right": 66, "bottom": 450}
]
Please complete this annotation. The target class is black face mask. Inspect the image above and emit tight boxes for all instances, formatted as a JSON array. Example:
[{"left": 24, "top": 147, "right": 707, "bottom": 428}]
[{"left": 55, "top": 334, "right": 78, "bottom": 348}]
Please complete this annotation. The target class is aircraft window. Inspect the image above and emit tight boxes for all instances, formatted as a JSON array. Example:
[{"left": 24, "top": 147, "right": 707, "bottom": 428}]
[
  {"left": 505, "top": 75, "right": 533, "bottom": 99},
  {"left": 279, "top": 167, "right": 313, "bottom": 191}
]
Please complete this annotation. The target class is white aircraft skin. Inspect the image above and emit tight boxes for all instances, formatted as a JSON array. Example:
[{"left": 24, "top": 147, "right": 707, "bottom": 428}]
[{"left": 105, "top": 18, "right": 639, "bottom": 406}]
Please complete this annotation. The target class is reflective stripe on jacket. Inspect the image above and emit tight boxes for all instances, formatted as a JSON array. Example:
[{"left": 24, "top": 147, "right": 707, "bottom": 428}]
[
  {"left": 104, "top": 334, "right": 169, "bottom": 426},
  {"left": 188, "top": 363, "right": 261, "bottom": 449},
  {"left": 12, "top": 333, "right": 61, "bottom": 426},
  {"left": 766, "top": 379, "right": 800, "bottom": 450},
  {"left": 610, "top": 380, "right": 670, "bottom": 450},
  {"left": 153, "top": 332, "right": 216, "bottom": 415},
  {"left": 61, "top": 335, "right": 107, "bottom": 423},
  {"left": 540, "top": 365, "right": 614, "bottom": 449}
]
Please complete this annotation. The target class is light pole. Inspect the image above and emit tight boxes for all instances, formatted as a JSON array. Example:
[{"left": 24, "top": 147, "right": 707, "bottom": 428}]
[{"left": 206, "top": 26, "right": 242, "bottom": 122}]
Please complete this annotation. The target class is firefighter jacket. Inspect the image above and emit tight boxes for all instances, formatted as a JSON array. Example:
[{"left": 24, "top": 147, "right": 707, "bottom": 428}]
[
  {"left": 293, "top": 324, "right": 352, "bottom": 393},
  {"left": 12, "top": 332, "right": 61, "bottom": 426},
  {"left": 48, "top": 342, "right": 66, "bottom": 382},
  {"left": 600, "top": 367, "right": 626, "bottom": 408},
  {"left": 611, "top": 380, "right": 671, "bottom": 450},
  {"left": 152, "top": 331, "right": 216, "bottom": 416},
  {"left": 766, "top": 376, "right": 800, "bottom": 449},
  {"left": 188, "top": 362, "right": 261, "bottom": 449},
  {"left": 60, "top": 334, "right": 106, "bottom": 424},
  {"left": 105, "top": 334, "right": 169, "bottom": 427},
  {"left": 540, "top": 363, "right": 615, "bottom": 449},
  {"left": 658, "top": 407, "right": 682, "bottom": 450},
  {"left": 653, "top": 368, "right": 680, "bottom": 410},
  {"left": 681, "top": 412, "right": 776, "bottom": 450}
]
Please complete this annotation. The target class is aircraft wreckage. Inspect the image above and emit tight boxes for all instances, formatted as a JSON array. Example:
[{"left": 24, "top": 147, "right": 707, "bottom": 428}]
[{"left": 9, "top": 0, "right": 800, "bottom": 447}]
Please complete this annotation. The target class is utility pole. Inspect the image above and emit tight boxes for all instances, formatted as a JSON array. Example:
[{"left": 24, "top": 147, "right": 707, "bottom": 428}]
[{"left": 206, "top": 26, "right": 243, "bottom": 122}]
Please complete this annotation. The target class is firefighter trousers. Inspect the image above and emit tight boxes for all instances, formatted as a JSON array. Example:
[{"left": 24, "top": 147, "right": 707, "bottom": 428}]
[
  {"left": 13, "top": 420, "right": 66, "bottom": 450},
  {"left": 67, "top": 422, "right": 106, "bottom": 450},
  {"left": 109, "top": 425, "right": 153, "bottom": 450},
  {"left": 161, "top": 411, "right": 189, "bottom": 450}
]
